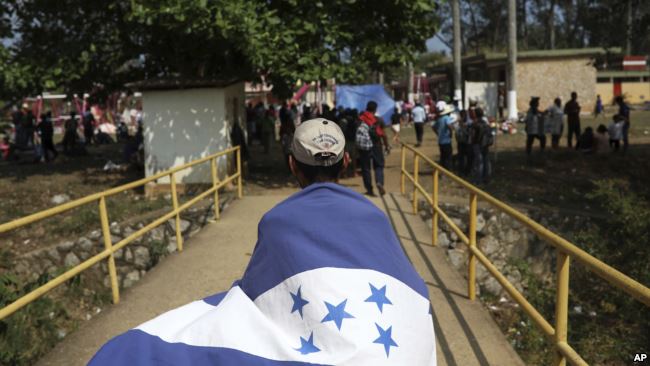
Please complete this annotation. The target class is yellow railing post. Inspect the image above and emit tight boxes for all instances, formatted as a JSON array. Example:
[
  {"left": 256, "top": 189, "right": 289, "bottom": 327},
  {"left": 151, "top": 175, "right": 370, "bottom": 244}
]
[
  {"left": 400, "top": 145, "right": 406, "bottom": 194},
  {"left": 99, "top": 196, "right": 120, "bottom": 304},
  {"left": 468, "top": 192, "right": 477, "bottom": 300},
  {"left": 412, "top": 154, "right": 419, "bottom": 214},
  {"left": 432, "top": 168, "right": 439, "bottom": 246},
  {"left": 554, "top": 249, "right": 570, "bottom": 366},
  {"left": 170, "top": 172, "right": 183, "bottom": 252},
  {"left": 236, "top": 147, "right": 243, "bottom": 199},
  {"left": 210, "top": 157, "right": 221, "bottom": 220}
]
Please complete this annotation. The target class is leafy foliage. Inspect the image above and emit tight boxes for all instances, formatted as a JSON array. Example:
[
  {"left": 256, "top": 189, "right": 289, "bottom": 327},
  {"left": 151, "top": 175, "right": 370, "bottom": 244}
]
[
  {"left": 570, "top": 179, "right": 650, "bottom": 363},
  {"left": 0, "top": 273, "right": 71, "bottom": 366},
  {"left": 1, "top": 0, "right": 439, "bottom": 100},
  {"left": 437, "top": 0, "right": 650, "bottom": 53}
]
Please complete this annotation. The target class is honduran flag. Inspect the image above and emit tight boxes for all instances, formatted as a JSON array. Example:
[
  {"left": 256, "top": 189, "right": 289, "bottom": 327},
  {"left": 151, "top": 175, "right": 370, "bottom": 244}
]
[{"left": 90, "top": 183, "right": 436, "bottom": 365}]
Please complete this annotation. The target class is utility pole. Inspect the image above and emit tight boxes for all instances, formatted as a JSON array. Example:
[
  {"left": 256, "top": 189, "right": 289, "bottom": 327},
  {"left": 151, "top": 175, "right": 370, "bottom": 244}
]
[
  {"left": 507, "top": 0, "right": 518, "bottom": 120},
  {"left": 407, "top": 62, "right": 414, "bottom": 104},
  {"left": 625, "top": 0, "right": 633, "bottom": 55},
  {"left": 452, "top": 0, "right": 462, "bottom": 109}
]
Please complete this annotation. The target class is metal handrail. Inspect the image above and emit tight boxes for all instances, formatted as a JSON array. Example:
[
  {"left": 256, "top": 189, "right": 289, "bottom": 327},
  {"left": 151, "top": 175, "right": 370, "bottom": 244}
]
[
  {"left": 0, "top": 146, "right": 243, "bottom": 321},
  {"left": 400, "top": 144, "right": 650, "bottom": 366}
]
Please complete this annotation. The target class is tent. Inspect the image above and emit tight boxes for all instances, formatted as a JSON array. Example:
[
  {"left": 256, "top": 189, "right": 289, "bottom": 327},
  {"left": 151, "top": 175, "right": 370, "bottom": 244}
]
[{"left": 335, "top": 84, "right": 395, "bottom": 124}]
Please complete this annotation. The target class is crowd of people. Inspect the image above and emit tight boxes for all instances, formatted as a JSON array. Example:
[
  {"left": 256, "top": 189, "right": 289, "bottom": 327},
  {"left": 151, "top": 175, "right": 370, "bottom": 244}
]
[
  {"left": 1, "top": 102, "right": 144, "bottom": 165},
  {"left": 523, "top": 92, "right": 631, "bottom": 156},
  {"left": 244, "top": 91, "right": 634, "bottom": 193}
]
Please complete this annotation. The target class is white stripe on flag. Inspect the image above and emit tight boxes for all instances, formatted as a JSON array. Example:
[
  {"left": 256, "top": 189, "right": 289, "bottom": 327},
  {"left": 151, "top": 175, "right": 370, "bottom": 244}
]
[{"left": 137, "top": 268, "right": 436, "bottom": 365}]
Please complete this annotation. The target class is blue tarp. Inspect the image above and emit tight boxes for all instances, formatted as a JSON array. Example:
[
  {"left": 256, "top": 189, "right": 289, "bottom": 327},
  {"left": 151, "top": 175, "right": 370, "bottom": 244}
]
[{"left": 335, "top": 84, "right": 395, "bottom": 124}]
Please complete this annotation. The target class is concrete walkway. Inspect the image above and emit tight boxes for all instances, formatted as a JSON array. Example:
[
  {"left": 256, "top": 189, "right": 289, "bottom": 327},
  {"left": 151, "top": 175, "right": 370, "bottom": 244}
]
[{"left": 37, "top": 193, "right": 523, "bottom": 366}]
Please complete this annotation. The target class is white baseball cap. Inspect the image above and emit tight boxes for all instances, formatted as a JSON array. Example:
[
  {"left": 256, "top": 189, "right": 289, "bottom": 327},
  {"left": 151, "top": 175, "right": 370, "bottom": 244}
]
[{"left": 291, "top": 118, "right": 345, "bottom": 166}]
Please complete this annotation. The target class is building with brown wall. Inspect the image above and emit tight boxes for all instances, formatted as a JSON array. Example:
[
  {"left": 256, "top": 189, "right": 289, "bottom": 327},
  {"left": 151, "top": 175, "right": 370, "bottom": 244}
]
[
  {"left": 429, "top": 48, "right": 627, "bottom": 115},
  {"left": 460, "top": 48, "right": 617, "bottom": 113}
]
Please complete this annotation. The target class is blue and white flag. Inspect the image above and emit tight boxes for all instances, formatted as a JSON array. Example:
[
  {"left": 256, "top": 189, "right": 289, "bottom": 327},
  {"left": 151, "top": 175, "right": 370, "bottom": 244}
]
[{"left": 90, "top": 183, "right": 436, "bottom": 365}]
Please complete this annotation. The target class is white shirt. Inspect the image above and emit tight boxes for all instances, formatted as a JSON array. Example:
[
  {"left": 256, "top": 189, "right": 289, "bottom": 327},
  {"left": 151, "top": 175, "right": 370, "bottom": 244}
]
[{"left": 412, "top": 106, "right": 426, "bottom": 123}]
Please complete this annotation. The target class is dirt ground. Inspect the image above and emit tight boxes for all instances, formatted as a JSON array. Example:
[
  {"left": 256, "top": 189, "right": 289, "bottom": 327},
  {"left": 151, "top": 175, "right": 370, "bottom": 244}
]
[
  {"left": 396, "top": 108, "right": 650, "bottom": 214},
  {"left": 2, "top": 107, "right": 649, "bottom": 255},
  {"left": 0, "top": 141, "right": 168, "bottom": 256}
]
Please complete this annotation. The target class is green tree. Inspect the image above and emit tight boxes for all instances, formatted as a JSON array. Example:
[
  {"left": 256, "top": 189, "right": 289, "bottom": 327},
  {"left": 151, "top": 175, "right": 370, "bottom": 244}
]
[{"left": 2, "top": 0, "right": 440, "bottom": 100}]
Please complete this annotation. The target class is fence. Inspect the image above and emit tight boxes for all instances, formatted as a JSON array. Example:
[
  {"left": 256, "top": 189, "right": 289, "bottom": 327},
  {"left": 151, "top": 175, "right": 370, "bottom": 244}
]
[
  {"left": 400, "top": 144, "right": 650, "bottom": 366},
  {"left": 0, "top": 146, "right": 242, "bottom": 321}
]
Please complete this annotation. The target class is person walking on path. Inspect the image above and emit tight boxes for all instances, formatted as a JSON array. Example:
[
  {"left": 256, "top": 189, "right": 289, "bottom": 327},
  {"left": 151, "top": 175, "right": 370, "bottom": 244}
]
[
  {"left": 356, "top": 101, "right": 388, "bottom": 196},
  {"left": 411, "top": 102, "right": 426, "bottom": 147},
  {"left": 89, "top": 118, "right": 437, "bottom": 365},
  {"left": 470, "top": 108, "right": 493, "bottom": 184},
  {"left": 525, "top": 97, "right": 546, "bottom": 157},
  {"left": 546, "top": 97, "right": 564, "bottom": 149},
  {"left": 564, "top": 92, "right": 581, "bottom": 148},
  {"left": 432, "top": 102, "right": 455, "bottom": 170},
  {"left": 37, "top": 111, "right": 58, "bottom": 162},
  {"left": 615, "top": 95, "right": 631, "bottom": 154}
]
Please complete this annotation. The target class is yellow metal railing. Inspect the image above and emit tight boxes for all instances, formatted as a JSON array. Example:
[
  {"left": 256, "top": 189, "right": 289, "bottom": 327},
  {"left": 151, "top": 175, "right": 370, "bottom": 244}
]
[
  {"left": 0, "top": 146, "right": 243, "bottom": 321},
  {"left": 400, "top": 144, "right": 650, "bottom": 366}
]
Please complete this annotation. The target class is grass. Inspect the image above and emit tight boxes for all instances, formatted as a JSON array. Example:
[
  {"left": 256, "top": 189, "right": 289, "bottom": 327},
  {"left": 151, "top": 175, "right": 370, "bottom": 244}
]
[{"left": 0, "top": 141, "right": 171, "bottom": 256}]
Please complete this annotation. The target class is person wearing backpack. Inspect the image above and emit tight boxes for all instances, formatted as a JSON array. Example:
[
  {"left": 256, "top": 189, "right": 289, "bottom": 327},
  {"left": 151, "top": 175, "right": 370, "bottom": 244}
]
[
  {"left": 470, "top": 108, "right": 493, "bottom": 184},
  {"left": 356, "top": 101, "right": 387, "bottom": 196},
  {"left": 455, "top": 109, "right": 471, "bottom": 176}
]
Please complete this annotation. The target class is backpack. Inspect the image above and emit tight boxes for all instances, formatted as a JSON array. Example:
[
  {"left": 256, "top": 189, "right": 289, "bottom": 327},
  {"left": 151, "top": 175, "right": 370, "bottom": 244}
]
[
  {"left": 367, "top": 122, "right": 380, "bottom": 144},
  {"left": 355, "top": 123, "right": 373, "bottom": 150}
]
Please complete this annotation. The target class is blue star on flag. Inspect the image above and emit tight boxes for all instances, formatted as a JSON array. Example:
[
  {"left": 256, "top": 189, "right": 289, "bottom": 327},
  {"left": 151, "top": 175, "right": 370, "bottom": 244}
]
[
  {"left": 295, "top": 332, "right": 320, "bottom": 355},
  {"left": 373, "top": 323, "right": 398, "bottom": 357},
  {"left": 321, "top": 299, "right": 354, "bottom": 330},
  {"left": 290, "top": 286, "right": 309, "bottom": 318},
  {"left": 365, "top": 283, "right": 392, "bottom": 312}
]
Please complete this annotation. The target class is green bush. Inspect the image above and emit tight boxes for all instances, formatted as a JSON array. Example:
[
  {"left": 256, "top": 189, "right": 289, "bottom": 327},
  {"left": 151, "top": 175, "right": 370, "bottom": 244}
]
[
  {"left": 0, "top": 273, "right": 72, "bottom": 366},
  {"left": 570, "top": 179, "right": 650, "bottom": 363},
  {"left": 496, "top": 179, "right": 649, "bottom": 365}
]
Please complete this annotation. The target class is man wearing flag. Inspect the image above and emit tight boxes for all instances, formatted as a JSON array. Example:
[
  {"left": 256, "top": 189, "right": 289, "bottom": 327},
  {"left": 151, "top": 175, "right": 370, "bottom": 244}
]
[{"left": 90, "top": 118, "right": 437, "bottom": 365}]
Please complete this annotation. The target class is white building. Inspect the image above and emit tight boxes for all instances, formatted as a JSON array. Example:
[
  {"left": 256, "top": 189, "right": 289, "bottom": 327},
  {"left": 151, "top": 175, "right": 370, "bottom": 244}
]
[{"left": 128, "top": 79, "right": 245, "bottom": 191}]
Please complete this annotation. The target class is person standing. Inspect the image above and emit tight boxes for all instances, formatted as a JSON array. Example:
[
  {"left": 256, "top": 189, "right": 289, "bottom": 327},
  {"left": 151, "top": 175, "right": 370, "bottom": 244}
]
[
  {"left": 22, "top": 106, "right": 36, "bottom": 148},
  {"left": 594, "top": 94, "right": 605, "bottom": 119},
  {"left": 564, "top": 92, "right": 581, "bottom": 148},
  {"left": 525, "top": 97, "right": 546, "bottom": 157},
  {"left": 498, "top": 88, "right": 505, "bottom": 121},
  {"left": 432, "top": 102, "right": 455, "bottom": 170},
  {"left": 260, "top": 109, "right": 275, "bottom": 154},
  {"left": 83, "top": 111, "right": 95, "bottom": 145},
  {"left": 390, "top": 107, "right": 402, "bottom": 145},
  {"left": 615, "top": 96, "right": 631, "bottom": 154},
  {"left": 411, "top": 102, "right": 426, "bottom": 147},
  {"left": 455, "top": 110, "right": 471, "bottom": 176},
  {"left": 546, "top": 97, "right": 564, "bottom": 149},
  {"left": 38, "top": 111, "right": 58, "bottom": 162},
  {"left": 470, "top": 108, "right": 493, "bottom": 184},
  {"left": 12, "top": 105, "right": 25, "bottom": 148},
  {"left": 607, "top": 114, "right": 624, "bottom": 152},
  {"left": 279, "top": 102, "right": 296, "bottom": 169},
  {"left": 63, "top": 111, "right": 79, "bottom": 154},
  {"left": 356, "top": 101, "right": 387, "bottom": 196}
]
